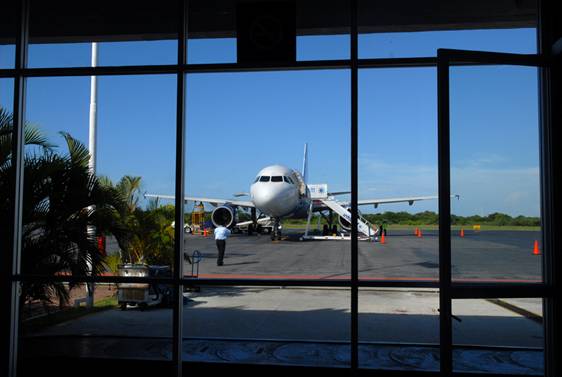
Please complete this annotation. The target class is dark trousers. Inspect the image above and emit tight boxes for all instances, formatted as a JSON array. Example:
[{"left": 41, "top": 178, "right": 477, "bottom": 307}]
[{"left": 216, "top": 240, "right": 226, "bottom": 264}]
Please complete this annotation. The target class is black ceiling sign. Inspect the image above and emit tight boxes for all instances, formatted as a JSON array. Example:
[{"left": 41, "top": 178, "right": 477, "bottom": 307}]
[{"left": 236, "top": 1, "right": 296, "bottom": 64}]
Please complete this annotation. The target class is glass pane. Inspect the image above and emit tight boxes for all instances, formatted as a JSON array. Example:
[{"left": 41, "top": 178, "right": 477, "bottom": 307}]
[
  {"left": 182, "top": 70, "right": 350, "bottom": 280},
  {"left": 359, "top": 68, "right": 438, "bottom": 281},
  {"left": 0, "top": 1, "right": 16, "bottom": 69},
  {"left": 187, "top": 0, "right": 237, "bottom": 64},
  {"left": 19, "top": 281, "right": 174, "bottom": 367},
  {"left": 358, "top": 0, "right": 537, "bottom": 58},
  {"left": 359, "top": 288, "right": 439, "bottom": 371},
  {"left": 23, "top": 75, "right": 177, "bottom": 279},
  {"left": 453, "top": 298, "right": 544, "bottom": 375},
  {"left": 187, "top": 0, "right": 351, "bottom": 64},
  {"left": 28, "top": 0, "right": 177, "bottom": 67},
  {"left": 296, "top": 0, "right": 350, "bottom": 61},
  {"left": 449, "top": 65, "right": 542, "bottom": 283},
  {"left": 183, "top": 286, "right": 350, "bottom": 367},
  {"left": 0, "top": 78, "right": 14, "bottom": 115},
  {"left": 0, "top": 78, "right": 15, "bottom": 261}
]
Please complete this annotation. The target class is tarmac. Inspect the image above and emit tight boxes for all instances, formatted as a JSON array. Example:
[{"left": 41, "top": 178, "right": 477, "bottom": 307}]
[
  {"left": 182, "top": 228, "right": 542, "bottom": 281},
  {"left": 22, "top": 229, "right": 545, "bottom": 373}
]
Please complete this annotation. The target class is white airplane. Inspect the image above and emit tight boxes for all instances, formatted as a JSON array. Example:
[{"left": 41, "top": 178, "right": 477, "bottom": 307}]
[{"left": 146, "top": 144, "right": 454, "bottom": 241}]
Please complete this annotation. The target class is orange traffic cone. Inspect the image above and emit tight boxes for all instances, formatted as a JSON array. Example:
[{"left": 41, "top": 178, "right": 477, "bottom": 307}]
[
  {"left": 418, "top": 229, "right": 423, "bottom": 238},
  {"left": 460, "top": 228, "right": 465, "bottom": 237},
  {"left": 415, "top": 227, "right": 419, "bottom": 237},
  {"left": 533, "top": 240, "right": 540, "bottom": 255},
  {"left": 381, "top": 232, "right": 386, "bottom": 244},
  {"left": 203, "top": 228, "right": 208, "bottom": 237}
]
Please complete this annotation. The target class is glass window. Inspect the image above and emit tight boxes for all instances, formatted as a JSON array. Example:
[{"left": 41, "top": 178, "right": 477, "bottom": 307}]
[
  {"left": 184, "top": 69, "right": 350, "bottom": 280},
  {"left": 359, "top": 67, "right": 438, "bottom": 280},
  {"left": 186, "top": 0, "right": 237, "bottom": 64},
  {"left": 0, "top": 1, "right": 16, "bottom": 69},
  {"left": 358, "top": 0, "right": 537, "bottom": 59},
  {"left": 359, "top": 288, "right": 439, "bottom": 371},
  {"left": 28, "top": 0, "right": 177, "bottom": 68},
  {"left": 19, "top": 281, "right": 174, "bottom": 362},
  {"left": 296, "top": 0, "right": 350, "bottom": 61},
  {"left": 449, "top": 65, "right": 542, "bottom": 283},
  {"left": 23, "top": 75, "right": 177, "bottom": 279},
  {"left": 183, "top": 286, "right": 351, "bottom": 367},
  {"left": 254, "top": 176, "right": 260, "bottom": 183},
  {"left": 452, "top": 298, "right": 544, "bottom": 375}
]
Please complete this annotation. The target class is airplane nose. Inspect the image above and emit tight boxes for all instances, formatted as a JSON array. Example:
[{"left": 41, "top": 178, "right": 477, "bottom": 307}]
[
  {"left": 252, "top": 187, "right": 276, "bottom": 210},
  {"left": 251, "top": 184, "right": 296, "bottom": 216}
]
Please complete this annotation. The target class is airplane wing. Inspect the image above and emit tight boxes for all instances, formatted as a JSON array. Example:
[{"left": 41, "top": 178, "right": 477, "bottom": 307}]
[
  {"left": 144, "top": 194, "right": 255, "bottom": 208},
  {"left": 336, "top": 195, "right": 459, "bottom": 208},
  {"left": 358, "top": 194, "right": 459, "bottom": 207}
]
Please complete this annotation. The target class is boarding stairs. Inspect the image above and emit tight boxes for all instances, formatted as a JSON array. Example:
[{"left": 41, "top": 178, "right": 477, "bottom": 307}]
[
  {"left": 301, "top": 198, "right": 379, "bottom": 240},
  {"left": 320, "top": 199, "right": 378, "bottom": 238}
]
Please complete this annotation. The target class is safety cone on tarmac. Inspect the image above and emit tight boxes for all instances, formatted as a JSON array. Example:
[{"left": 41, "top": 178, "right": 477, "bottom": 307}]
[
  {"left": 418, "top": 229, "right": 423, "bottom": 238},
  {"left": 460, "top": 228, "right": 465, "bottom": 238},
  {"left": 533, "top": 240, "right": 540, "bottom": 255},
  {"left": 415, "top": 227, "right": 419, "bottom": 237},
  {"left": 381, "top": 232, "right": 386, "bottom": 244},
  {"left": 203, "top": 228, "right": 208, "bottom": 237}
]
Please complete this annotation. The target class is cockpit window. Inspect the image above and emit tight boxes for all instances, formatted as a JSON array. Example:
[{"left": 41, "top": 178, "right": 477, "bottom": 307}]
[
  {"left": 259, "top": 176, "right": 270, "bottom": 182},
  {"left": 271, "top": 176, "right": 283, "bottom": 182},
  {"left": 254, "top": 176, "right": 260, "bottom": 183},
  {"left": 283, "top": 176, "right": 294, "bottom": 184}
]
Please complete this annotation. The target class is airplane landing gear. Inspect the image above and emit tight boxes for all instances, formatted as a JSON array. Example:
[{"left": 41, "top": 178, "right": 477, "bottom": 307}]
[{"left": 271, "top": 218, "right": 282, "bottom": 241}]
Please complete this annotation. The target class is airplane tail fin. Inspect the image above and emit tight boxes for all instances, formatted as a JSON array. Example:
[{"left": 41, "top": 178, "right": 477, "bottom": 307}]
[{"left": 301, "top": 143, "right": 308, "bottom": 184}]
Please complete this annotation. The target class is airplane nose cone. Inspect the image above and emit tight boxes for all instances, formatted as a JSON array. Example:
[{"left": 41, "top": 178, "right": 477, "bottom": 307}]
[
  {"left": 251, "top": 184, "right": 297, "bottom": 217},
  {"left": 252, "top": 187, "right": 276, "bottom": 210}
]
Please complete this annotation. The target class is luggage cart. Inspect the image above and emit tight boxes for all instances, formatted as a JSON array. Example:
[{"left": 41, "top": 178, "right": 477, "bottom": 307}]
[{"left": 117, "top": 264, "right": 172, "bottom": 310}]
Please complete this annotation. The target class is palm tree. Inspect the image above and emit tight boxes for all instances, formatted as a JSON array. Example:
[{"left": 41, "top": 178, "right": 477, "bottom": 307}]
[
  {"left": 0, "top": 107, "right": 129, "bottom": 306},
  {"left": 101, "top": 176, "right": 174, "bottom": 266},
  {"left": 117, "top": 175, "right": 142, "bottom": 214}
]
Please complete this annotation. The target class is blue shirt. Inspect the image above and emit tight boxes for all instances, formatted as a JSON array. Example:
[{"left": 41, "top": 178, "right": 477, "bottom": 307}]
[{"left": 214, "top": 226, "right": 231, "bottom": 240}]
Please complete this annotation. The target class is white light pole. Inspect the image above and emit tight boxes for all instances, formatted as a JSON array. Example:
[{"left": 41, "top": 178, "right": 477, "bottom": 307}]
[
  {"left": 89, "top": 42, "right": 98, "bottom": 172},
  {"left": 86, "top": 42, "right": 98, "bottom": 308}
]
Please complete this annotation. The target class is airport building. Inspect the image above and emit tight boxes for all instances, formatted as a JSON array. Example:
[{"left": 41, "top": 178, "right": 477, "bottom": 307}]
[{"left": 1, "top": 1, "right": 561, "bottom": 376}]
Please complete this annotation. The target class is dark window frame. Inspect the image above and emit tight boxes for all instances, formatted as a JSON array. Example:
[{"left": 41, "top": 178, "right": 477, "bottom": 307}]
[{"left": 2, "top": 0, "right": 554, "bottom": 376}]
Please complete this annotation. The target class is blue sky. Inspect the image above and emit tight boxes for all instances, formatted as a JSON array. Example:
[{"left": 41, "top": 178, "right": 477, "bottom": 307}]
[{"left": 0, "top": 28, "right": 540, "bottom": 216}]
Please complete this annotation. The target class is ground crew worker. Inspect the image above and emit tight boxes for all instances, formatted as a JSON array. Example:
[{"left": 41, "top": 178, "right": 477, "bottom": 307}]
[{"left": 214, "top": 224, "right": 231, "bottom": 266}]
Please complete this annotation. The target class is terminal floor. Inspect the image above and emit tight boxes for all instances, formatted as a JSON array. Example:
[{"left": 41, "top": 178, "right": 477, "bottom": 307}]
[{"left": 23, "top": 287, "right": 544, "bottom": 374}]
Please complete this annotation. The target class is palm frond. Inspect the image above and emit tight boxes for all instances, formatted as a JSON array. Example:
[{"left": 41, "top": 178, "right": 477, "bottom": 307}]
[{"left": 60, "top": 131, "right": 90, "bottom": 168}]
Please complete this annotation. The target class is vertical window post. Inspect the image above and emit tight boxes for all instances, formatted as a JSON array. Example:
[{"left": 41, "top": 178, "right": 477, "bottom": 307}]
[
  {"left": 437, "top": 49, "right": 453, "bottom": 376},
  {"left": 350, "top": 0, "right": 359, "bottom": 371},
  {"left": 173, "top": 0, "right": 188, "bottom": 376}
]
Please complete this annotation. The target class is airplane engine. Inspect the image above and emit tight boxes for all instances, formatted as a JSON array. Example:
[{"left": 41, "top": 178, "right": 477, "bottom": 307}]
[
  {"left": 338, "top": 207, "right": 362, "bottom": 231},
  {"left": 211, "top": 205, "right": 237, "bottom": 228}
]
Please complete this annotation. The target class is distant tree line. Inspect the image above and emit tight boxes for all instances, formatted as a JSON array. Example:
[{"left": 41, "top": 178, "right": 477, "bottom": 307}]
[
  {"left": 362, "top": 211, "right": 540, "bottom": 226},
  {"left": 195, "top": 209, "right": 540, "bottom": 227}
]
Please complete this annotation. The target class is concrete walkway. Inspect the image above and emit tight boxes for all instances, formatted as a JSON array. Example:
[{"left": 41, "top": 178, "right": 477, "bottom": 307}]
[{"left": 23, "top": 287, "right": 544, "bottom": 373}]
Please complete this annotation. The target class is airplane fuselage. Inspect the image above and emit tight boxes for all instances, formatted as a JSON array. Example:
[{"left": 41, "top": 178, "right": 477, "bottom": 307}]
[{"left": 250, "top": 165, "right": 310, "bottom": 219}]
